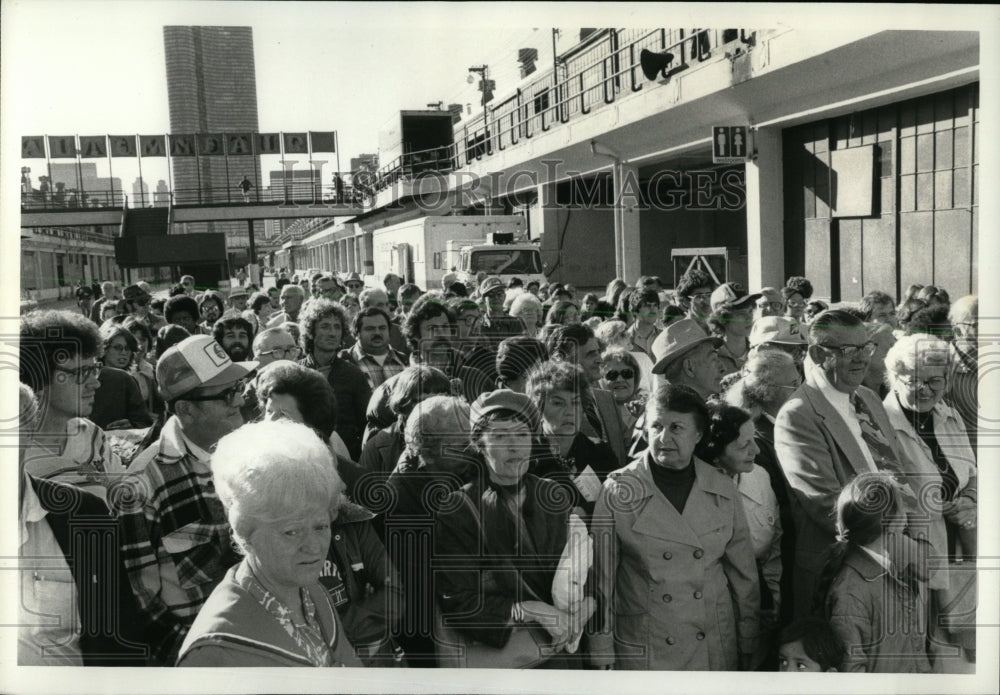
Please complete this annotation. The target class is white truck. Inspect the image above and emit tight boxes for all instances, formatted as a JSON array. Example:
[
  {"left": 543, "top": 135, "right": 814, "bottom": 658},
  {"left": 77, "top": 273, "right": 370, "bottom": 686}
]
[{"left": 372, "top": 215, "right": 544, "bottom": 290}]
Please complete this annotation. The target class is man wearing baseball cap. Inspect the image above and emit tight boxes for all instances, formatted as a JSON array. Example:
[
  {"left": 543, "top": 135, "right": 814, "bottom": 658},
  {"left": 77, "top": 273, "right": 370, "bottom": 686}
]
[
  {"left": 748, "top": 315, "right": 808, "bottom": 370},
  {"left": 117, "top": 335, "right": 257, "bottom": 664},
  {"left": 708, "top": 282, "right": 760, "bottom": 375},
  {"left": 753, "top": 287, "right": 785, "bottom": 322},
  {"left": 472, "top": 275, "right": 525, "bottom": 351}
]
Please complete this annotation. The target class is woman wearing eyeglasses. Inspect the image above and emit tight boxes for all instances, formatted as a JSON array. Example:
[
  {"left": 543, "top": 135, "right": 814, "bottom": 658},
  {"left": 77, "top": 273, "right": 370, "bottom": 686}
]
[
  {"left": 90, "top": 324, "right": 154, "bottom": 431},
  {"left": 782, "top": 276, "right": 813, "bottom": 325},
  {"left": 881, "top": 334, "right": 977, "bottom": 670},
  {"left": 528, "top": 360, "right": 620, "bottom": 521},
  {"left": 598, "top": 347, "right": 645, "bottom": 440},
  {"left": 883, "top": 334, "right": 976, "bottom": 555}
]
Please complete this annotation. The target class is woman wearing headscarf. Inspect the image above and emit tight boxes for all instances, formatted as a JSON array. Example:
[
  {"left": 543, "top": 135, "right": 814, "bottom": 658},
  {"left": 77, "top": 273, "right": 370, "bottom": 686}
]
[{"left": 433, "top": 390, "right": 596, "bottom": 668}]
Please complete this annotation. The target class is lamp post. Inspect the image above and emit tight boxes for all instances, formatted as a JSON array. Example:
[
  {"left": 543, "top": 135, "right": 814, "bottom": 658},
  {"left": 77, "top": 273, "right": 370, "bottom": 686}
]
[{"left": 468, "top": 64, "right": 489, "bottom": 145}]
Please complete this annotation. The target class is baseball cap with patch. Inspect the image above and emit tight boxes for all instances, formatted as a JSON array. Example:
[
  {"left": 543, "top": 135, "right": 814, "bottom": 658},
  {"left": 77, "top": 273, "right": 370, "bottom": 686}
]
[
  {"left": 477, "top": 275, "right": 505, "bottom": 298},
  {"left": 156, "top": 335, "right": 258, "bottom": 401},
  {"left": 710, "top": 282, "right": 762, "bottom": 312}
]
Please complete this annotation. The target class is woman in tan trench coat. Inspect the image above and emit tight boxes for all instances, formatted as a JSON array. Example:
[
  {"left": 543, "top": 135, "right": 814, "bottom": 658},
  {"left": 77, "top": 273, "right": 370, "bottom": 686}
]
[{"left": 590, "top": 384, "right": 760, "bottom": 670}]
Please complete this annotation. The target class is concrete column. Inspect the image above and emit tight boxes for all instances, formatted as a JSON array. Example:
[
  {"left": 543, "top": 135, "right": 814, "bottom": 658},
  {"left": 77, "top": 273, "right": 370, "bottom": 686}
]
[
  {"left": 532, "top": 182, "right": 559, "bottom": 241},
  {"left": 745, "top": 127, "right": 785, "bottom": 290},
  {"left": 617, "top": 163, "right": 642, "bottom": 284},
  {"left": 532, "top": 182, "right": 562, "bottom": 279}
]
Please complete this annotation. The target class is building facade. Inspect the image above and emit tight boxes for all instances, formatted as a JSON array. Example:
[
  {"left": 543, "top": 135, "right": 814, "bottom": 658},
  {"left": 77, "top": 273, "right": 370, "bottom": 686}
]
[{"left": 163, "top": 25, "right": 263, "bottom": 253}]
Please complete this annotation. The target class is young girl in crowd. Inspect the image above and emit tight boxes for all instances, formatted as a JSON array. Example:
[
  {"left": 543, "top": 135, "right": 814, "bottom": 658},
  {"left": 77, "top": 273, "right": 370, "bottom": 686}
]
[
  {"left": 776, "top": 617, "right": 843, "bottom": 672},
  {"left": 821, "top": 473, "right": 931, "bottom": 673}
]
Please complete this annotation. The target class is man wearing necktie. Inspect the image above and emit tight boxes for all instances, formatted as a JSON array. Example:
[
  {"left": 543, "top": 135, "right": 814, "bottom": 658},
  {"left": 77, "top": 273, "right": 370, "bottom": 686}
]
[{"left": 774, "top": 309, "right": 926, "bottom": 621}]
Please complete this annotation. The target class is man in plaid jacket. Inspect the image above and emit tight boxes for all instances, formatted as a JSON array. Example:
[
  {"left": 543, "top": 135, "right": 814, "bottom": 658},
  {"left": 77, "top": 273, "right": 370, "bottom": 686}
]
[{"left": 116, "top": 336, "right": 257, "bottom": 664}]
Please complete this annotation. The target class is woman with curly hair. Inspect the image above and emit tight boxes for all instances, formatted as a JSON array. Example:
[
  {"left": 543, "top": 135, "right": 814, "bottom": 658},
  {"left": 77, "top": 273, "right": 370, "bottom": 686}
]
[
  {"left": 90, "top": 323, "right": 153, "bottom": 430},
  {"left": 598, "top": 346, "right": 646, "bottom": 443},
  {"left": 782, "top": 276, "right": 813, "bottom": 324},
  {"left": 528, "top": 360, "right": 620, "bottom": 519}
]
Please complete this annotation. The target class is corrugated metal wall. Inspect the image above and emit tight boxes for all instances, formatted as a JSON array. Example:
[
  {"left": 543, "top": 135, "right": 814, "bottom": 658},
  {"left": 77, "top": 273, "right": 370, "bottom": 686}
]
[{"left": 783, "top": 83, "right": 978, "bottom": 302}]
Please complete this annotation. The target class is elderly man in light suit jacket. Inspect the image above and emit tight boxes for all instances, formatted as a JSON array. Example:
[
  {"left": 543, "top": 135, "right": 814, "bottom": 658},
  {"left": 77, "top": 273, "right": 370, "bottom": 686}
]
[{"left": 775, "top": 309, "right": 925, "bottom": 620}]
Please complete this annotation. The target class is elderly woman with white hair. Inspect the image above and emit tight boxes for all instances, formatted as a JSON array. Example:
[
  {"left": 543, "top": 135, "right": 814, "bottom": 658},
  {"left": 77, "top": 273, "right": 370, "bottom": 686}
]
[
  {"left": 508, "top": 291, "right": 543, "bottom": 338},
  {"left": 882, "top": 332, "right": 977, "bottom": 671},
  {"left": 883, "top": 333, "right": 977, "bottom": 561},
  {"left": 177, "top": 420, "right": 361, "bottom": 667}
]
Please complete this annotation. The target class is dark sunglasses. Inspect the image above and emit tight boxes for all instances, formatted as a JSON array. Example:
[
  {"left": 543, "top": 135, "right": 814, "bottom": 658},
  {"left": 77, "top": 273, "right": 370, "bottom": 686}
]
[{"left": 604, "top": 368, "right": 635, "bottom": 381}]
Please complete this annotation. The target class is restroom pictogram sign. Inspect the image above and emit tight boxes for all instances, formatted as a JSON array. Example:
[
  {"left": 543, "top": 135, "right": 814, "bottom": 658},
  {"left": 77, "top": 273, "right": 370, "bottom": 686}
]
[{"left": 712, "top": 126, "right": 750, "bottom": 163}]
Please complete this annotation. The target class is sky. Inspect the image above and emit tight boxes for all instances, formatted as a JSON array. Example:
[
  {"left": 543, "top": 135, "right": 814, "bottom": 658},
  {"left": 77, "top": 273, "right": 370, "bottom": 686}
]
[
  {"left": 2, "top": 3, "right": 1000, "bottom": 694},
  {"left": 3, "top": 1, "right": 590, "bottom": 165},
  {"left": 3, "top": 2, "right": 992, "bottom": 179}
]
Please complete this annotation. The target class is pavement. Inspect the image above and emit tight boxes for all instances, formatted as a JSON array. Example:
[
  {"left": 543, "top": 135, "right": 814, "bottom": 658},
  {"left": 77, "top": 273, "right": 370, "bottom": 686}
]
[{"left": 24, "top": 275, "right": 276, "bottom": 315}]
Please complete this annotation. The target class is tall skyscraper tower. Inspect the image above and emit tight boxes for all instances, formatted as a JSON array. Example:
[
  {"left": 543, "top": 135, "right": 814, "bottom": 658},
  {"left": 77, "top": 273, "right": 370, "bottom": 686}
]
[{"left": 163, "top": 26, "right": 261, "bottom": 256}]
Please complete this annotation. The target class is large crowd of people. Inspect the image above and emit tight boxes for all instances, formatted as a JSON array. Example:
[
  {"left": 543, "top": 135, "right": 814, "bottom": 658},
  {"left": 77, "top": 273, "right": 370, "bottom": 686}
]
[{"left": 17, "top": 267, "right": 978, "bottom": 673}]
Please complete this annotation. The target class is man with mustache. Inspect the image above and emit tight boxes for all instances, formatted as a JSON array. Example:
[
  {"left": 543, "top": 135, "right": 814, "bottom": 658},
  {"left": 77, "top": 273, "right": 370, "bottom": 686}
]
[
  {"left": 342, "top": 307, "right": 407, "bottom": 390},
  {"left": 212, "top": 316, "right": 254, "bottom": 362}
]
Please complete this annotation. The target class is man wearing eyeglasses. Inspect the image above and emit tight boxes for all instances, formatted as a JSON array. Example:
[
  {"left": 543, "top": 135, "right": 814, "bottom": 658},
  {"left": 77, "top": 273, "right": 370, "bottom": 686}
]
[
  {"left": 753, "top": 287, "right": 785, "bottom": 322},
  {"left": 252, "top": 327, "right": 302, "bottom": 367},
  {"left": 774, "top": 309, "right": 924, "bottom": 620},
  {"left": 748, "top": 316, "right": 808, "bottom": 377},
  {"left": 674, "top": 268, "right": 716, "bottom": 334},
  {"left": 118, "top": 335, "right": 257, "bottom": 664},
  {"left": 19, "top": 310, "right": 127, "bottom": 503}
]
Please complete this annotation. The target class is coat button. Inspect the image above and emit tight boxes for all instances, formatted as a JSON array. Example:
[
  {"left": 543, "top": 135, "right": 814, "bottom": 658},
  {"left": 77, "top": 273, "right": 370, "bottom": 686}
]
[
  {"left": 334, "top": 534, "right": 341, "bottom": 541},
  {"left": 662, "top": 594, "right": 672, "bottom": 603},
  {"left": 696, "top": 632, "right": 705, "bottom": 640},
  {"left": 662, "top": 551, "right": 672, "bottom": 560},
  {"left": 666, "top": 637, "right": 676, "bottom": 645},
  {"left": 693, "top": 549, "right": 704, "bottom": 559},
  {"left": 693, "top": 591, "right": 702, "bottom": 599}
]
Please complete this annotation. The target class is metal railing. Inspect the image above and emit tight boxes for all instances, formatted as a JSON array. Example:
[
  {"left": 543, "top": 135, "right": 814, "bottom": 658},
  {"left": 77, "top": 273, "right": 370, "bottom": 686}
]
[
  {"left": 368, "top": 28, "right": 758, "bottom": 188},
  {"left": 20, "top": 29, "right": 758, "bottom": 220},
  {"left": 170, "top": 177, "right": 362, "bottom": 207},
  {"left": 371, "top": 145, "right": 458, "bottom": 194},
  {"left": 20, "top": 188, "right": 128, "bottom": 211},
  {"left": 456, "top": 28, "right": 757, "bottom": 166}
]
